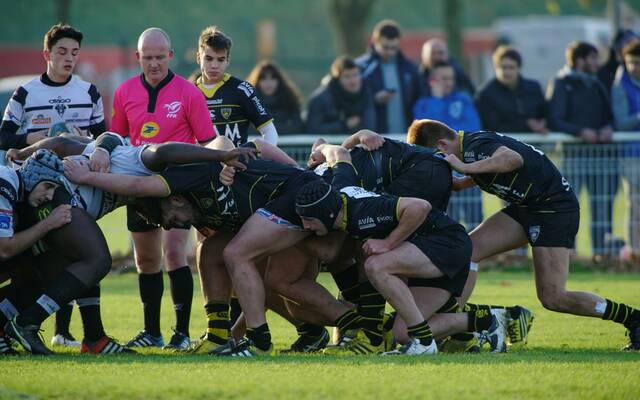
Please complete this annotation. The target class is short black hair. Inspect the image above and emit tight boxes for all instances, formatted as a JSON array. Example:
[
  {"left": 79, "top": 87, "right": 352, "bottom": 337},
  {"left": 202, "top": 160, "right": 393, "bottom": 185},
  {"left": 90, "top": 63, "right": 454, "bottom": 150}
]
[
  {"left": 44, "top": 23, "right": 83, "bottom": 51},
  {"left": 198, "top": 26, "right": 233, "bottom": 57},
  {"left": 372, "top": 20, "right": 401, "bottom": 41},
  {"left": 330, "top": 56, "right": 359, "bottom": 79},
  {"left": 623, "top": 38, "right": 640, "bottom": 58},
  {"left": 493, "top": 45, "right": 522, "bottom": 67},
  {"left": 566, "top": 41, "right": 598, "bottom": 68}
]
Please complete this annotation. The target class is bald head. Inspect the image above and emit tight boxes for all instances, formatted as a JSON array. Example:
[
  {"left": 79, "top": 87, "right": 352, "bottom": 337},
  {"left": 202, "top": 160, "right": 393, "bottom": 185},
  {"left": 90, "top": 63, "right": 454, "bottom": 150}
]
[
  {"left": 422, "top": 38, "right": 449, "bottom": 67},
  {"left": 137, "top": 27, "right": 171, "bottom": 51}
]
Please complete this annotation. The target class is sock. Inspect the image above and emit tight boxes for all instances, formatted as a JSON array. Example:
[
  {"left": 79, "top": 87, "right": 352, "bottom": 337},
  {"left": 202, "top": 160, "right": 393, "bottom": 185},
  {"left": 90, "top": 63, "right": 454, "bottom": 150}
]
[
  {"left": 334, "top": 309, "right": 362, "bottom": 332},
  {"left": 18, "top": 271, "right": 87, "bottom": 327},
  {"left": 296, "top": 323, "right": 325, "bottom": 337},
  {"left": 407, "top": 320, "right": 433, "bottom": 346},
  {"left": 246, "top": 323, "right": 271, "bottom": 351},
  {"left": 436, "top": 296, "right": 460, "bottom": 314},
  {"left": 54, "top": 302, "right": 74, "bottom": 336},
  {"left": 602, "top": 299, "right": 640, "bottom": 328},
  {"left": 451, "top": 332, "right": 475, "bottom": 341},
  {"left": 382, "top": 311, "right": 397, "bottom": 332},
  {"left": 205, "top": 301, "right": 230, "bottom": 345},
  {"left": 229, "top": 296, "right": 242, "bottom": 327},
  {"left": 77, "top": 285, "right": 105, "bottom": 342},
  {"left": 358, "top": 281, "right": 385, "bottom": 346},
  {"left": 467, "top": 308, "right": 493, "bottom": 332},
  {"left": 168, "top": 266, "right": 193, "bottom": 337},
  {"left": 332, "top": 263, "right": 360, "bottom": 305},
  {"left": 139, "top": 272, "right": 163, "bottom": 337},
  {"left": 463, "top": 303, "right": 505, "bottom": 313}
]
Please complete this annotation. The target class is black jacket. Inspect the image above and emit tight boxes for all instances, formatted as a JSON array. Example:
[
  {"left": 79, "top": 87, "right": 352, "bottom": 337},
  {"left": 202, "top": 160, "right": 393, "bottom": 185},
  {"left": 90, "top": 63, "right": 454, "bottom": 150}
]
[
  {"left": 546, "top": 66, "right": 613, "bottom": 136},
  {"left": 356, "top": 46, "right": 423, "bottom": 133},
  {"left": 305, "top": 79, "right": 376, "bottom": 134},
  {"left": 475, "top": 76, "right": 547, "bottom": 132}
]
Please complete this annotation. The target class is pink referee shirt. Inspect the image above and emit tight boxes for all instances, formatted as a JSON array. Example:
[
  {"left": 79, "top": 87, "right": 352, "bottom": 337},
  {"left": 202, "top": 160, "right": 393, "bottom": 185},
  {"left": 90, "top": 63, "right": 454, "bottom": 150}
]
[{"left": 111, "top": 71, "right": 216, "bottom": 145}]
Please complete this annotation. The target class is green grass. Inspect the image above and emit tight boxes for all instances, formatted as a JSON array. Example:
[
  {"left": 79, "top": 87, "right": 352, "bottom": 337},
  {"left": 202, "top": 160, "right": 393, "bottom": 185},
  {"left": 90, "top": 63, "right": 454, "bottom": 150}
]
[{"left": 1, "top": 271, "right": 640, "bottom": 399}]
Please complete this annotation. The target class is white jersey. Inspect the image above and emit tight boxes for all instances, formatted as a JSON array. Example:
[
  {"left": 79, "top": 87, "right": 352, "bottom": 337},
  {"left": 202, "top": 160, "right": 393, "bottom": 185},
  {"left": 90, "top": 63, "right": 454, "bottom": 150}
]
[
  {"left": 1, "top": 74, "right": 105, "bottom": 147},
  {"left": 0, "top": 166, "right": 21, "bottom": 237}
]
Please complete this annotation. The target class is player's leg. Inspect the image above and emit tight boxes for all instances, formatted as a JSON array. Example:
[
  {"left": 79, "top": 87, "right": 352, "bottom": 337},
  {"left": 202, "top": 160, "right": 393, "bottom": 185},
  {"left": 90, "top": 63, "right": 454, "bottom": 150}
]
[
  {"left": 222, "top": 213, "right": 309, "bottom": 355},
  {"left": 162, "top": 227, "right": 193, "bottom": 350}
]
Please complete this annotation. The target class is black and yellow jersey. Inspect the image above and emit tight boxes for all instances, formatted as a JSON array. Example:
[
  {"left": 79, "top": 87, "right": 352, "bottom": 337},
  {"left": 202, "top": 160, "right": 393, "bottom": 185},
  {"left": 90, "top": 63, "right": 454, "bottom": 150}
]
[
  {"left": 158, "top": 158, "right": 302, "bottom": 235},
  {"left": 195, "top": 74, "right": 273, "bottom": 147},
  {"left": 460, "top": 131, "right": 578, "bottom": 212}
]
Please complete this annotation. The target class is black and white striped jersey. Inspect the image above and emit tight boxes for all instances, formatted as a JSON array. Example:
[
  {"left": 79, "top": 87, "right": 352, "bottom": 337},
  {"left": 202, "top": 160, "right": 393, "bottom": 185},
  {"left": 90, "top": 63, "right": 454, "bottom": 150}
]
[{"left": 0, "top": 73, "right": 105, "bottom": 149}]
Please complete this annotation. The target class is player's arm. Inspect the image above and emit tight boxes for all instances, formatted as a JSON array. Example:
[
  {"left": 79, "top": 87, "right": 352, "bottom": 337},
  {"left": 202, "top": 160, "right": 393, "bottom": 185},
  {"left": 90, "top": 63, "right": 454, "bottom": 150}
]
[
  {"left": 0, "top": 205, "right": 71, "bottom": 261},
  {"left": 141, "top": 142, "right": 257, "bottom": 172},
  {"left": 316, "top": 144, "right": 351, "bottom": 167},
  {"left": 341, "top": 129, "right": 385, "bottom": 150},
  {"left": 362, "top": 197, "right": 429, "bottom": 256},
  {"left": 6, "top": 136, "right": 87, "bottom": 162},
  {"left": 63, "top": 159, "right": 170, "bottom": 197},
  {"left": 446, "top": 146, "right": 523, "bottom": 175},
  {"left": 257, "top": 121, "right": 278, "bottom": 146},
  {"left": 252, "top": 138, "right": 297, "bottom": 166}
]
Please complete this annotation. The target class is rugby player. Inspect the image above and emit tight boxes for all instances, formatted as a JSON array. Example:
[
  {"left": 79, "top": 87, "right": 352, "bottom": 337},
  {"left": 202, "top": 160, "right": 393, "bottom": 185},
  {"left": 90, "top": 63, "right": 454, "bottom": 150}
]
[
  {"left": 194, "top": 26, "right": 278, "bottom": 147},
  {"left": 110, "top": 27, "right": 216, "bottom": 350},
  {"left": 410, "top": 119, "right": 640, "bottom": 350}
]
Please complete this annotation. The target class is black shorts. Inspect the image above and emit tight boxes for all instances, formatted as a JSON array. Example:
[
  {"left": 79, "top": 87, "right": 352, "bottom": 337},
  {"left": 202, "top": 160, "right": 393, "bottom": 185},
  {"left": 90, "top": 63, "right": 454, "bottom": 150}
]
[
  {"left": 386, "top": 159, "right": 452, "bottom": 211},
  {"left": 501, "top": 205, "right": 580, "bottom": 248},
  {"left": 261, "top": 171, "right": 319, "bottom": 228},
  {"left": 406, "top": 224, "right": 471, "bottom": 296}
]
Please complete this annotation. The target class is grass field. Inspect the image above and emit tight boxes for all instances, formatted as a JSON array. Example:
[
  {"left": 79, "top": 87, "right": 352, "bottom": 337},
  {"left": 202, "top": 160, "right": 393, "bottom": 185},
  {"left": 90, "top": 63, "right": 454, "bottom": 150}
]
[{"left": 1, "top": 271, "right": 639, "bottom": 399}]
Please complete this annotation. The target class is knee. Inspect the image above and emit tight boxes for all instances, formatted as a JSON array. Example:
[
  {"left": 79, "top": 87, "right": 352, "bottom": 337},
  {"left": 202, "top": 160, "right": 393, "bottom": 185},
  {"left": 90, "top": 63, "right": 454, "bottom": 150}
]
[
  {"left": 164, "top": 246, "right": 187, "bottom": 268},
  {"left": 222, "top": 243, "right": 246, "bottom": 269},
  {"left": 537, "top": 288, "right": 566, "bottom": 312},
  {"left": 363, "top": 257, "right": 386, "bottom": 281},
  {"left": 90, "top": 250, "right": 112, "bottom": 281}
]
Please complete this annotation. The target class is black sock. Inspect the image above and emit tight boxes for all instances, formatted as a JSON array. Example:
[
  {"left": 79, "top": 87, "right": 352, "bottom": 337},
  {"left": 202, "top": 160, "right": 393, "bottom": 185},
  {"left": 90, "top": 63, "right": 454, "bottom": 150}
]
[
  {"left": 77, "top": 285, "right": 105, "bottom": 342},
  {"left": 383, "top": 311, "right": 397, "bottom": 332},
  {"left": 139, "top": 272, "right": 163, "bottom": 337},
  {"left": 463, "top": 303, "right": 505, "bottom": 313},
  {"left": 407, "top": 320, "right": 433, "bottom": 346},
  {"left": 54, "top": 303, "right": 74, "bottom": 336},
  {"left": 18, "top": 271, "right": 88, "bottom": 327},
  {"left": 205, "top": 301, "right": 229, "bottom": 345},
  {"left": 246, "top": 323, "right": 271, "bottom": 351},
  {"left": 332, "top": 263, "right": 360, "bottom": 306},
  {"left": 229, "top": 296, "right": 242, "bottom": 327},
  {"left": 334, "top": 309, "right": 362, "bottom": 332},
  {"left": 467, "top": 308, "right": 493, "bottom": 332},
  {"left": 602, "top": 299, "right": 640, "bottom": 329},
  {"left": 358, "top": 281, "right": 385, "bottom": 346},
  {"left": 436, "top": 296, "right": 460, "bottom": 314},
  {"left": 451, "top": 332, "right": 475, "bottom": 341},
  {"left": 296, "top": 323, "right": 325, "bottom": 337},
  {"left": 168, "top": 266, "right": 193, "bottom": 337}
]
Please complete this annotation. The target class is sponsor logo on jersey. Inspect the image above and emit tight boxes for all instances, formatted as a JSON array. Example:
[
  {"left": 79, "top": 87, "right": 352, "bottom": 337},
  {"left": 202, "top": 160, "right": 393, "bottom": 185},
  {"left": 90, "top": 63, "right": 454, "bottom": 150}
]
[
  {"left": 0, "top": 209, "right": 12, "bottom": 230},
  {"left": 140, "top": 121, "right": 160, "bottom": 139},
  {"left": 207, "top": 99, "right": 223, "bottom": 105},
  {"left": 358, "top": 216, "right": 376, "bottom": 229},
  {"left": 49, "top": 96, "right": 71, "bottom": 117},
  {"left": 340, "top": 186, "right": 379, "bottom": 199},
  {"left": 529, "top": 225, "right": 540, "bottom": 243},
  {"left": 463, "top": 151, "right": 475, "bottom": 162},
  {"left": 252, "top": 96, "right": 267, "bottom": 116},
  {"left": 377, "top": 215, "right": 393, "bottom": 223},
  {"left": 200, "top": 197, "right": 214, "bottom": 208},
  {"left": 224, "top": 124, "right": 241, "bottom": 144},
  {"left": 163, "top": 101, "right": 182, "bottom": 119},
  {"left": 221, "top": 108, "right": 232, "bottom": 120},
  {"left": 5, "top": 110, "right": 20, "bottom": 124},
  {"left": 32, "top": 114, "right": 52, "bottom": 125},
  {"left": 238, "top": 82, "right": 254, "bottom": 97},
  {"left": 0, "top": 185, "right": 16, "bottom": 202}
]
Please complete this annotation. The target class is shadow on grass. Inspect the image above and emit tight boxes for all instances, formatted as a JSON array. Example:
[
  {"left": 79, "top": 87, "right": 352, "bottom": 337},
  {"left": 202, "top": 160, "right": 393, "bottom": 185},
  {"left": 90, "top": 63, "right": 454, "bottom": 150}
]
[{"left": 3, "top": 347, "right": 639, "bottom": 367}]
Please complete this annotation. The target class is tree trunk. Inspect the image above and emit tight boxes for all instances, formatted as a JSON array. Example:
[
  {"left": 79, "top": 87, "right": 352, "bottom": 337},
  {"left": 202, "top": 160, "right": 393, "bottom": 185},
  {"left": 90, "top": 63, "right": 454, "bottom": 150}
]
[{"left": 328, "top": 0, "right": 377, "bottom": 57}]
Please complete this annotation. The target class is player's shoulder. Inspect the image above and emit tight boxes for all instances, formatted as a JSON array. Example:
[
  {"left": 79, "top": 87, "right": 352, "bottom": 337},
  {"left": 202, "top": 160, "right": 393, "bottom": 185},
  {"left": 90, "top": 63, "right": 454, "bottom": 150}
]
[
  {"left": 231, "top": 77, "right": 257, "bottom": 98},
  {"left": 0, "top": 167, "right": 20, "bottom": 201}
]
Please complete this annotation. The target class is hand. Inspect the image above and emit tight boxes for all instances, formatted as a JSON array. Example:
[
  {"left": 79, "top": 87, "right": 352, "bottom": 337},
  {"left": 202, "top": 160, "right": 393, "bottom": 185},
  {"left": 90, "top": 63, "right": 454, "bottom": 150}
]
[
  {"left": 345, "top": 115, "right": 361, "bottom": 130},
  {"left": 362, "top": 238, "right": 392, "bottom": 256},
  {"left": 374, "top": 90, "right": 395, "bottom": 104},
  {"left": 221, "top": 147, "right": 259, "bottom": 170},
  {"left": 5, "top": 148, "right": 23, "bottom": 162},
  {"left": 579, "top": 128, "right": 598, "bottom": 144},
  {"left": 63, "top": 158, "right": 91, "bottom": 184},
  {"left": 44, "top": 204, "right": 72, "bottom": 230},
  {"left": 358, "top": 131, "right": 385, "bottom": 151},
  {"left": 598, "top": 126, "right": 614, "bottom": 143},
  {"left": 89, "top": 148, "right": 111, "bottom": 173},
  {"left": 307, "top": 144, "right": 327, "bottom": 168},
  {"left": 444, "top": 154, "right": 468, "bottom": 174},
  {"left": 219, "top": 165, "right": 236, "bottom": 186}
]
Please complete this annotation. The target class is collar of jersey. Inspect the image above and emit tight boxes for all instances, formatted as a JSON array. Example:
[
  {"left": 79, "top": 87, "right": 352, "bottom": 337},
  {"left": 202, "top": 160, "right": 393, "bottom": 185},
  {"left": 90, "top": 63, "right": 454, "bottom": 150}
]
[
  {"left": 40, "top": 73, "right": 72, "bottom": 87},
  {"left": 197, "top": 73, "right": 230, "bottom": 98},
  {"left": 140, "top": 70, "right": 175, "bottom": 93}
]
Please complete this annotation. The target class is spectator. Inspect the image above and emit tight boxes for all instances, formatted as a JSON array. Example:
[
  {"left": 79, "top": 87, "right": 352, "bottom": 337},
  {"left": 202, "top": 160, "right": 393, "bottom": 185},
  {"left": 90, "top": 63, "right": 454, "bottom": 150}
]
[
  {"left": 420, "top": 37, "right": 475, "bottom": 96},
  {"left": 0, "top": 24, "right": 105, "bottom": 150},
  {"left": 612, "top": 38, "right": 640, "bottom": 257},
  {"left": 598, "top": 29, "right": 637, "bottom": 94},
  {"left": 412, "top": 61, "right": 483, "bottom": 232},
  {"left": 356, "top": 20, "right": 422, "bottom": 134},
  {"left": 547, "top": 41, "right": 618, "bottom": 259},
  {"left": 246, "top": 60, "right": 304, "bottom": 135},
  {"left": 306, "top": 56, "right": 375, "bottom": 134},
  {"left": 475, "top": 45, "right": 548, "bottom": 133}
]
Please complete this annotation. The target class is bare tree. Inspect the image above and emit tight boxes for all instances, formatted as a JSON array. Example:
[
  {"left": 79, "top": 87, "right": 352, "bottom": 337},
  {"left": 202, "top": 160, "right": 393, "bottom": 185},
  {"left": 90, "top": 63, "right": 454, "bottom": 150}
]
[
  {"left": 328, "top": 0, "right": 377, "bottom": 57},
  {"left": 56, "top": 0, "right": 71, "bottom": 23},
  {"left": 444, "top": 0, "right": 462, "bottom": 61}
]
